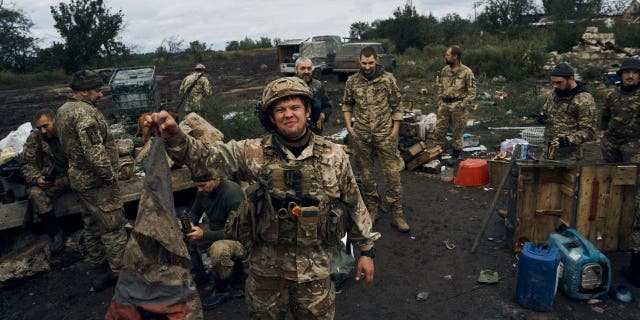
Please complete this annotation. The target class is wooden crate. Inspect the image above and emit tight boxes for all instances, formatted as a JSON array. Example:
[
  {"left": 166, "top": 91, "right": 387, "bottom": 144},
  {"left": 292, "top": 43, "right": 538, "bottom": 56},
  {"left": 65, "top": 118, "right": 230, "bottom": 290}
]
[
  {"left": 406, "top": 146, "right": 442, "bottom": 171},
  {"left": 508, "top": 162, "right": 638, "bottom": 252},
  {"left": 487, "top": 159, "right": 511, "bottom": 190}
]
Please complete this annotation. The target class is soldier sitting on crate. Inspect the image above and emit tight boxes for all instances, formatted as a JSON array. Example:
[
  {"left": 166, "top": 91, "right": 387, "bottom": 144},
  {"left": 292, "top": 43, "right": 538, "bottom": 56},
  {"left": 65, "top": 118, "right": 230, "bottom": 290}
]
[
  {"left": 21, "top": 108, "right": 70, "bottom": 255},
  {"left": 534, "top": 62, "right": 596, "bottom": 160}
]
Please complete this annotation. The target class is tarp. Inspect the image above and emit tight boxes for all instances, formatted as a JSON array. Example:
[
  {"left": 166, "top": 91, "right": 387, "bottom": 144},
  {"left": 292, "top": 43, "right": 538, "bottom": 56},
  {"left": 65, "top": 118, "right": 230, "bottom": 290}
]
[
  {"left": 106, "top": 137, "right": 203, "bottom": 320},
  {"left": 301, "top": 41, "right": 328, "bottom": 60}
]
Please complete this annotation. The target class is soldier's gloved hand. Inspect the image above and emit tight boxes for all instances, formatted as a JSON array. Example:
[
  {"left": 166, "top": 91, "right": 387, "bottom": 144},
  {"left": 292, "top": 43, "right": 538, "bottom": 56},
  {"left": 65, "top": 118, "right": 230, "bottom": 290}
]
[
  {"left": 557, "top": 137, "right": 570, "bottom": 148},
  {"left": 534, "top": 112, "right": 548, "bottom": 124}
]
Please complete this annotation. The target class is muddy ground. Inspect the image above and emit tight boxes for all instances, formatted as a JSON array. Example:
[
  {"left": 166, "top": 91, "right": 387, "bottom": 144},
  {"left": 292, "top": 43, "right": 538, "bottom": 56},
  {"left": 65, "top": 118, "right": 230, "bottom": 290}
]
[{"left": 1, "top": 51, "right": 639, "bottom": 319}]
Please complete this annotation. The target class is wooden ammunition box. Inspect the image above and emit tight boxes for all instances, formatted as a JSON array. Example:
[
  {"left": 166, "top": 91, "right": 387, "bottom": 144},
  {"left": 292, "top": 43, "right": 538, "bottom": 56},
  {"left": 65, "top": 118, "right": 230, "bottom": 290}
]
[{"left": 406, "top": 146, "right": 442, "bottom": 171}]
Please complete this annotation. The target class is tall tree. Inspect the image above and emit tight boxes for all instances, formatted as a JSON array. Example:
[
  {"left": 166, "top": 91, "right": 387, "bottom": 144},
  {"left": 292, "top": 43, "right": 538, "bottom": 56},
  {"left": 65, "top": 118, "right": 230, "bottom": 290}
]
[
  {"left": 50, "top": 0, "right": 127, "bottom": 71},
  {"left": 478, "top": 0, "right": 539, "bottom": 36},
  {"left": 0, "top": 4, "right": 37, "bottom": 71},
  {"left": 542, "top": 0, "right": 603, "bottom": 19}
]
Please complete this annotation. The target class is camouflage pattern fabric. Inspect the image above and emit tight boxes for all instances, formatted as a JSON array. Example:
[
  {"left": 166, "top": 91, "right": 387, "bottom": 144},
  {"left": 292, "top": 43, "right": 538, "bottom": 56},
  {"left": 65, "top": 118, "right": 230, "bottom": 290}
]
[
  {"left": 56, "top": 97, "right": 126, "bottom": 270},
  {"left": 246, "top": 273, "right": 335, "bottom": 320},
  {"left": 342, "top": 68, "right": 405, "bottom": 218},
  {"left": 207, "top": 239, "right": 245, "bottom": 281},
  {"left": 26, "top": 176, "right": 70, "bottom": 214},
  {"left": 107, "top": 138, "right": 202, "bottom": 320},
  {"left": 307, "top": 78, "right": 333, "bottom": 120},
  {"left": 179, "top": 72, "right": 213, "bottom": 113},
  {"left": 600, "top": 86, "right": 640, "bottom": 250},
  {"left": 164, "top": 131, "right": 379, "bottom": 316},
  {"left": 434, "top": 63, "right": 476, "bottom": 150},
  {"left": 542, "top": 87, "right": 596, "bottom": 160}
]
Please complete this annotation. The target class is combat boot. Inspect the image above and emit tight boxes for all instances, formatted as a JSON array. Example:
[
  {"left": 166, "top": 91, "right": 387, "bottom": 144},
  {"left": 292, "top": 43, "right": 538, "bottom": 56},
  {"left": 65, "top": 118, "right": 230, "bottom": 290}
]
[
  {"left": 50, "top": 231, "right": 65, "bottom": 255},
  {"left": 446, "top": 149, "right": 461, "bottom": 167},
  {"left": 390, "top": 216, "right": 410, "bottom": 233},
  {"left": 201, "top": 289, "right": 231, "bottom": 310},
  {"left": 90, "top": 263, "right": 118, "bottom": 292}
]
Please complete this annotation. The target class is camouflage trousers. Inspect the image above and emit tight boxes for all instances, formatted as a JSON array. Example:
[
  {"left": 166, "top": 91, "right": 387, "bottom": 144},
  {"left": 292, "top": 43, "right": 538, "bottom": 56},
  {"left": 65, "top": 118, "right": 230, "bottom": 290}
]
[
  {"left": 77, "top": 185, "right": 128, "bottom": 271},
  {"left": 27, "top": 176, "right": 71, "bottom": 214},
  {"left": 601, "top": 136, "right": 640, "bottom": 250},
  {"left": 350, "top": 127, "right": 405, "bottom": 218},
  {"left": 434, "top": 101, "right": 468, "bottom": 151},
  {"left": 207, "top": 239, "right": 245, "bottom": 281},
  {"left": 246, "top": 273, "right": 335, "bottom": 320}
]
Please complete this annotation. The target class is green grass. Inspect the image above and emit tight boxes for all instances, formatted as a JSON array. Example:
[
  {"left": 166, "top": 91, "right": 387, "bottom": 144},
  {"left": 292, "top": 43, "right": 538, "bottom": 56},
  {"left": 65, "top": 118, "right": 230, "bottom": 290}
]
[{"left": 0, "top": 69, "right": 67, "bottom": 86}]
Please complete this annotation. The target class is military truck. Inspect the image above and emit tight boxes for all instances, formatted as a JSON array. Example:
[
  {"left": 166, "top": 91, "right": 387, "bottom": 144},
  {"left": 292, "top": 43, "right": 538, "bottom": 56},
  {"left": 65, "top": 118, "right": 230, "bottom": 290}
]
[
  {"left": 276, "top": 35, "right": 342, "bottom": 75},
  {"left": 333, "top": 42, "right": 396, "bottom": 81}
]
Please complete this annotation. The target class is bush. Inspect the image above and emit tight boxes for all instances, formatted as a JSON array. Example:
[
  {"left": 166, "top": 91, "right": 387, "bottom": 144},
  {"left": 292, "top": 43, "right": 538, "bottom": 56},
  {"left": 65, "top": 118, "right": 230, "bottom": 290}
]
[{"left": 0, "top": 69, "right": 67, "bottom": 86}]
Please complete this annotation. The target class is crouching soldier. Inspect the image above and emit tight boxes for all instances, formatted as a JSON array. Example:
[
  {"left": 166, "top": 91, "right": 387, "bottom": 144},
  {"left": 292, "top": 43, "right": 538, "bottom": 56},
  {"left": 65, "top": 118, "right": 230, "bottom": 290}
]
[
  {"left": 21, "top": 108, "right": 70, "bottom": 254},
  {"left": 182, "top": 168, "right": 247, "bottom": 310}
]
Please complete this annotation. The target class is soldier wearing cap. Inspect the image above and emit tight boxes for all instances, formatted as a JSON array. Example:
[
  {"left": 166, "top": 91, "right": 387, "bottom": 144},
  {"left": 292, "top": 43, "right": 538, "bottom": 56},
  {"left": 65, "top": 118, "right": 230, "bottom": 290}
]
[
  {"left": 342, "top": 46, "right": 409, "bottom": 232},
  {"left": 55, "top": 70, "right": 128, "bottom": 292},
  {"left": 536, "top": 62, "right": 596, "bottom": 160},
  {"left": 145, "top": 76, "right": 379, "bottom": 319},
  {"left": 179, "top": 63, "right": 213, "bottom": 117},
  {"left": 600, "top": 58, "right": 640, "bottom": 281},
  {"left": 181, "top": 167, "right": 247, "bottom": 310},
  {"left": 434, "top": 45, "right": 476, "bottom": 166}
]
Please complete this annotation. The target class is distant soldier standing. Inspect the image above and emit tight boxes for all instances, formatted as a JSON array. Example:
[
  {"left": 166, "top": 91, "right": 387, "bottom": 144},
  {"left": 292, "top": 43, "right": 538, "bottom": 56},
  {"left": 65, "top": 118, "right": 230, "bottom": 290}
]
[
  {"left": 599, "top": 58, "right": 640, "bottom": 285},
  {"left": 295, "top": 57, "right": 333, "bottom": 133},
  {"left": 178, "top": 63, "right": 213, "bottom": 117},
  {"left": 536, "top": 62, "right": 596, "bottom": 160},
  {"left": 434, "top": 45, "right": 476, "bottom": 166},
  {"left": 21, "top": 108, "right": 69, "bottom": 254},
  {"left": 343, "top": 46, "right": 409, "bottom": 232},
  {"left": 56, "top": 70, "right": 128, "bottom": 292}
]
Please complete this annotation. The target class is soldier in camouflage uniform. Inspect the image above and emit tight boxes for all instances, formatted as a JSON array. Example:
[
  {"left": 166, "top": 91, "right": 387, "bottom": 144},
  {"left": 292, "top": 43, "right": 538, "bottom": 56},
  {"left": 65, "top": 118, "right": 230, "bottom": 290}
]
[
  {"left": 55, "top": 70, "right": 128, "bottom": 292},
  {"left": 342, "top": 46, "right": 409, "bottom": 232},
  {"left": 145, "top": 77, "right": 379, "bottom": 319},
  {"left": 295, "top": 57, "right": 333, "bottom": 133},
  {"left": 434, "top": 45, "right": 476, "bottom": 166},
  {"left": 21, "top": 108, "right": 69, "bottom": 254},
  {"left": 536, "top": 62, "right": 596, "bottom": 160},
  {"left": 599, "top": 58, "right": 640, "bottom": 283},
  {"left": 179, "top": 63, "right": 213, "bottom": 117}
]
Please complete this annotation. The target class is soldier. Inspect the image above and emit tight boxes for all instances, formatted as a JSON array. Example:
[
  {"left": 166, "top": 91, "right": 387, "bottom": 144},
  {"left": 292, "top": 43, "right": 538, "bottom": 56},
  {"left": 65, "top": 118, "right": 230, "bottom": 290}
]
[
  {"left": 434, "top": 45, "right": 476, "bottom": 166},
  {"left": 55, "top": 70, "right": 128, "bottom": 292},
  {"left": 342, "top": 46, "right": 409, "bottom": 232},
  {"left": 295, "top": 57, "right": 333, "bottom": 133},
  {"left": 599, "top": 58, "right": 640, "bottom": 285},
  {"left": 178, "top": 63, "right": 213, "bottom": 117},
  {"left": 21, "top": 108, "right": 69, "bottom": 254},
  {"left": 536, "top": 62, "right": 596, "bottom": 160},
  {"left": 145, "top": 77, "right": 379, "bottom": 319},
  {"left": 182, "top": 169, "right": 247, "bottom": 310}
]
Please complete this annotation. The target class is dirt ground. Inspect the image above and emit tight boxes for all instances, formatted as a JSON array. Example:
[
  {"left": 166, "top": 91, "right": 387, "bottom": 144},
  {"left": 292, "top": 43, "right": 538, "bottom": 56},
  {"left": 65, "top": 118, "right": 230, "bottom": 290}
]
[{"left": 1, "top": 51, "right": 639, "bottom": 319}]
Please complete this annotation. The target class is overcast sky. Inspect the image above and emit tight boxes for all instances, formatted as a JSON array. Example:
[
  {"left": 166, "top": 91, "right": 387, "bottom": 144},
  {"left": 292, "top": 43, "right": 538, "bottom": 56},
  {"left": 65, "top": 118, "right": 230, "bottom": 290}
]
[{"left": 17, "top": 0, "right": 480, "bottom": 53}]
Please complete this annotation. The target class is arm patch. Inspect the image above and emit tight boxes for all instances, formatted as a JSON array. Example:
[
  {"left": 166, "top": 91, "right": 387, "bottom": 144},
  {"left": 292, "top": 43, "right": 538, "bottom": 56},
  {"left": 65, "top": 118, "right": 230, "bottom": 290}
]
[{"left": 84, "top": 125, "right": 102, "bottom": 145}]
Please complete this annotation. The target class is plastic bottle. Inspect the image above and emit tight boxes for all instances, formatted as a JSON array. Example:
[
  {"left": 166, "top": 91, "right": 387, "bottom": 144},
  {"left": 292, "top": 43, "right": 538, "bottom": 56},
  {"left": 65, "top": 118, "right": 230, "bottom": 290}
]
[{"left": 441, "top": 165, "right": 454, "bottom": 182}]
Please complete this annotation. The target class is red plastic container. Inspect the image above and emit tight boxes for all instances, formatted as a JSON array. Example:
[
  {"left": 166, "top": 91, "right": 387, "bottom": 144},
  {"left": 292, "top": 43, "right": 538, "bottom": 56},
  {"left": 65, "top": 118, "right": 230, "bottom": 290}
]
[{"left": 454, "top": 159, "right": 490, "bottom": 186}]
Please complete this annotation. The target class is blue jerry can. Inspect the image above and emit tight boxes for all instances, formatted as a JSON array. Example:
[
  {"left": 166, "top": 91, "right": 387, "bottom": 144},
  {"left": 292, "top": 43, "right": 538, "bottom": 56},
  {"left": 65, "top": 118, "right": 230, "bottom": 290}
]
[
  {"left": 515, "top": 242, "right": 562, "bottom": 311},
  {"left": 546, "top": 227, "right": 611, "bottom": 300}
]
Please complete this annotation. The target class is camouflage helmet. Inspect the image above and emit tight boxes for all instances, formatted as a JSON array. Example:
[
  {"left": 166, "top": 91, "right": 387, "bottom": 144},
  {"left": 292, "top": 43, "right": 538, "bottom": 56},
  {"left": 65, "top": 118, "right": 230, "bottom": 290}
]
[
  {"left": 261, "top": 77, "right": 313, "bottom": 110},
  {"left": 69, "top": 70, "right": 104, "bottom": 91},
  {"left": 194, "top": 63, "right": 206, "bottom": 71}
]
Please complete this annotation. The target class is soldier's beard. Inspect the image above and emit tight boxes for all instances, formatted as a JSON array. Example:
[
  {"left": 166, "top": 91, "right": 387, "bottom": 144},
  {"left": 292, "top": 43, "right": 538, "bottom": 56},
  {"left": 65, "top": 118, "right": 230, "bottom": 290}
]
[{"left": 446, "top": 60, "right": 454, "bottom": 66}]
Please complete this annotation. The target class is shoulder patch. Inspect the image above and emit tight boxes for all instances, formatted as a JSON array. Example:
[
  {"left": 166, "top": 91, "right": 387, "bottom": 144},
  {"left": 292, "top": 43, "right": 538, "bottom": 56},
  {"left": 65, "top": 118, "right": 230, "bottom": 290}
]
[{"left": 85, "top": 125, "right": 102, "bottom": 145}]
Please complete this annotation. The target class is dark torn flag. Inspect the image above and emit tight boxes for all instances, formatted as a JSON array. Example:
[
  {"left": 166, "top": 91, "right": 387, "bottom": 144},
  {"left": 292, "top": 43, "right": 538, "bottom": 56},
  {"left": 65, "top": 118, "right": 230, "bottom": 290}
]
[{"left": 106, "top": 137, "right": 203, "bottom": 320}]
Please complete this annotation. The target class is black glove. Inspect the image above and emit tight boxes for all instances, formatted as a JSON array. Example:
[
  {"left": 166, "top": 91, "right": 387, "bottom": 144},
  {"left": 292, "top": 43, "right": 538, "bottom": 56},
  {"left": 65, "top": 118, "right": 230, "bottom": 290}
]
[
  {"left": 534, "top": 112, "right": 548, "bottom": 124},
  {"left": 557, "top": 137, "right": 570, "bottom": 148}
]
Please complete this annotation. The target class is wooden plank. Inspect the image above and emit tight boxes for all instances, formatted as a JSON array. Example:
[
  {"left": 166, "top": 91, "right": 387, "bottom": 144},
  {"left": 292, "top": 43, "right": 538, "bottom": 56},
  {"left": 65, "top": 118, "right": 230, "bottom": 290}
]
[
  {"left": 488, "top": 160, "right": 511, "bottom": 190},
  {"left": 613, "top": 165, "right": 637, "bottom": 185},
  {"left": 576, "top": 165, "right": 596, "bottom": 237},
  {"left": 534, "top": 172, "right": 561, "bottom": 243},
  {"left": 560, "top": 185, "right": 574, "bottom": 198},
  {"left": 514, "top": 167, "right": 538, "bottom": 249},
  {"left": 604, "top": 184, "right": 623, "bottom": 251},
  {"left": 402, "top": 141, "right": 426, "bottom": 162},
  {"left": 0, "top": 166, "right": 194, "bottom": 231},
  {"left": 406, "top": 146, "right": 442, "bottom": 171}
]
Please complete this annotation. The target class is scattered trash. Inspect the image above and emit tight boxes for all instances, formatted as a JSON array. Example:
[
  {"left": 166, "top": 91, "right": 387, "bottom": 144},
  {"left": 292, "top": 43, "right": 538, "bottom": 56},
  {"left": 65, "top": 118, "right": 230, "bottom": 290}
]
[
  {"left": 611, "top": 284, "right": 633, "bottom": 303},
  {"left": 492, "top": 75, "right": 507, "bottom": 82},
  {"left": 443, "top": 275, "right": 453, "bottom": 280},
  {"left": 477, "top": 270, "right": 499, "bottom": 284},
  {"left": 505, "top": 110, "right": 513, "bottom": 115},
  {"left": 420, "top": 88, "right": 428, "bottom": 95},
  {"left": 592, "top": 306, "right": 605, "bottom": 313},
  {"left": 487, "top": 237, "right": 494, "bottom": 242},
  {"left": 0, "top": 122, "right": 32, "bottom": 153},
  {"left": 410, "top": 236, "right": 416, "bottom": 240},
  {"left": 416, "top": 291, "right": 430, "bottom": 301},
  {"left": 403, "top": 85, "right": 410, "bottom": 90},
  {"left": 587, "top": 299, "right": 602, "bottom": 304},
  {"left": 483, "top": 187, "right": 493, "bottom": 191},
  {"left": 442, "top": 240, "right": 456, "bottom": 250}
]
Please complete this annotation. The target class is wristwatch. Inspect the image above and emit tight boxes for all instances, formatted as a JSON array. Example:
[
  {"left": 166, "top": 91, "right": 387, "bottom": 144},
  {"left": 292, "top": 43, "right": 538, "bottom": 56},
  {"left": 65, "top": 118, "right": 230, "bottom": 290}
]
[{"left": 360, "top": 247, "right": 376, "bottom": 259}]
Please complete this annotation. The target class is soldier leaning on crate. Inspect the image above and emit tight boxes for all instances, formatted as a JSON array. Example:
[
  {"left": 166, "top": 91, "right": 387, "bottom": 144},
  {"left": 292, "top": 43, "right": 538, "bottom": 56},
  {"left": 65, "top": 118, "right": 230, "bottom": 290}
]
[
  {"left": 144, "top": 77, "right": 379, "bottom": 319},
  {"left": 56, "top": 70, "right": 129, "bottom": 292},
  {"left": 599, "top": 58, "right": 640, "bottom": 286},
  {"left": 21, "top": 108, "right": 69, "bottom": 255},
  {"left": 535, "top": 62, "right": 596, "bottom": 160},
  {"left": 434, "top": 45, "right": 477, "bottom": 166},
  {"left": 178, "top": 63, "right": 213, "bottom": 117}
]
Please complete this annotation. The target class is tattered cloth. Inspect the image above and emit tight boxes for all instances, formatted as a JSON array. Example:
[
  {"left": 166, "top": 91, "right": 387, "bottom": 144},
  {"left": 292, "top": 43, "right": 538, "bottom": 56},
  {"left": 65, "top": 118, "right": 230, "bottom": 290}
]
[{"left": 106, "top": 137, "right": 203, "bottom": 320}]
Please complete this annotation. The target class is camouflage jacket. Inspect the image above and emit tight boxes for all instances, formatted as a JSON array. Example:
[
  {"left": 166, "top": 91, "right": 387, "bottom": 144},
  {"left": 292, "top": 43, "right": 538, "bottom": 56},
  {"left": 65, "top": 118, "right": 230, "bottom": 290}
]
[
  {"left": 342, "top": 66, "right": 403, "bottom": 132},
  {"left": 307, "top": 78, "right": 332, "bottom": 119},
  {"left": 166, "top": 131, "right": 380, "bottom": 282},
  {"left": 56, "top": 97, "right": 119, "bottom": 191},
  {"left": 20, "top": 132, "right": 68, "bottom": 185},
  {"left": 179, "top": 72, "right": 213, "bottom": 103},
  {"left": 600, "top": 85, "right": 640, "bottom": 145},
  {"left": 542, "top": 82, "right": 596, "bottom": 150},
  {"left": 437, "top": 63, "right": 477, "bottom": 106}
]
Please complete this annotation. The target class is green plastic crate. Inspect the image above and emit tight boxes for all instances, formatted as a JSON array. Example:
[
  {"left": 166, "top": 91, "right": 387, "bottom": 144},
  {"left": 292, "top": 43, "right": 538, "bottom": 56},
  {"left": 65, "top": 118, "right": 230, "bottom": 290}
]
[{"left": 109, "top": 66, "right": 159, "bottom": 124}]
